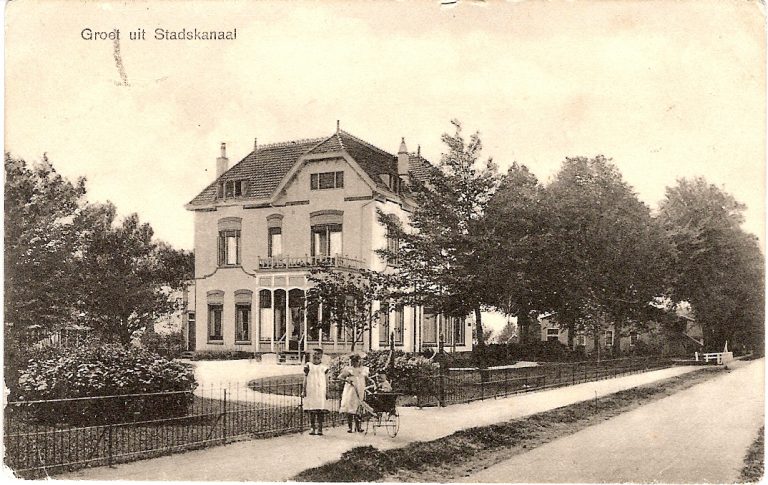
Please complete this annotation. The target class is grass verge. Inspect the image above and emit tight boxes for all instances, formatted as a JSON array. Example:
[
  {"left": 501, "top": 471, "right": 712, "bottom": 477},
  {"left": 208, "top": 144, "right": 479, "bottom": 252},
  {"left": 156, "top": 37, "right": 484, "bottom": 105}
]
[
  {"left": 739, "top": 426, "right": 764, "bottom": 483},
  {"left": 294, "top": 366, "right": 724, "bottom": 482}
]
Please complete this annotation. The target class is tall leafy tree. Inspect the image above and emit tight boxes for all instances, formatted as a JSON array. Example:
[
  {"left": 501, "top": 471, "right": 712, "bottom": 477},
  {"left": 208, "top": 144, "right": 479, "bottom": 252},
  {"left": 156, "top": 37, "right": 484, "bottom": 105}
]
[
  {"left": 542, "top": 156, "right": 670, "bottom": 355},
  {"left": 377, "top": 120, "right": 500, "bottom": 360},
  {"left": 75, "top": 204, "right": 193, "bottom": 345},
  {"left": 4, "top": 153, "right": 87, "bottom": 337},
  {"left": 305, "top": 266, "right": 385, "bottom": 351},
  {"left": 483, "top": 162, "right": 550, "bottom": 343},
  {"left": 659, "top": 177, "right": 764, "bottom": 352}
]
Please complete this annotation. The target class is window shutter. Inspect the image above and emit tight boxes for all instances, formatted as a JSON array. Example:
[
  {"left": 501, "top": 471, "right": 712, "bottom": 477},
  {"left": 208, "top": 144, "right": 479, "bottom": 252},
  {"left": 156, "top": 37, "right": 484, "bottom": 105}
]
[{"left": 310, "top": 173, "right": 318, "bottom": 190}]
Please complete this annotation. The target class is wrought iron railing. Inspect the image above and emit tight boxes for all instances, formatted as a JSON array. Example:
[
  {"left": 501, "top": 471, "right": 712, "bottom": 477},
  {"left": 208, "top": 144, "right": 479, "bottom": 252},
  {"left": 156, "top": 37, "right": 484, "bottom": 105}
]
[
  {"left": 3, "top": 356, "right": 675, "bottom": 478},
  {"left": 256, "top": 254, "right": 364, "bottom": 271}
]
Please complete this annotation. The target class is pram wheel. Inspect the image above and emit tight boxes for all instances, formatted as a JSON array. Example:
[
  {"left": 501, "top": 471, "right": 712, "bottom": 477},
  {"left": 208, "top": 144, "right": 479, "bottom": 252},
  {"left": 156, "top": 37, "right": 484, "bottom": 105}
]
[{"left": 384, "top": 410, "right": 400, "bottom": 438}]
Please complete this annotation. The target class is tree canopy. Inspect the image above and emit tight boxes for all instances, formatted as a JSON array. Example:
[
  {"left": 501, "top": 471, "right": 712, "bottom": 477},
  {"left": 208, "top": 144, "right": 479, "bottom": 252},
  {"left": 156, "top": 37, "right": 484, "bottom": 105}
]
[
  {"left": 4, "top": 153, "right": 193, "bottom": 346},
  {"left": 659, "top": 177, "right": 764, "bottom": 351},
  {"left": 540, "top": 156, "right": 671, "bottom": 355},
  {"left": 377, "top": 120, "right": 500, "bottom": 358}
]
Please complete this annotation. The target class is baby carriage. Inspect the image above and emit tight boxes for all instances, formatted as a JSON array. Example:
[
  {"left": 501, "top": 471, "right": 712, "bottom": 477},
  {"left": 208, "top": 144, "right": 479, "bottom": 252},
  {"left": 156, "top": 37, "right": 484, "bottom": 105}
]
[{"left": 358, "top": 386, "right": 400, "bottom": 437}]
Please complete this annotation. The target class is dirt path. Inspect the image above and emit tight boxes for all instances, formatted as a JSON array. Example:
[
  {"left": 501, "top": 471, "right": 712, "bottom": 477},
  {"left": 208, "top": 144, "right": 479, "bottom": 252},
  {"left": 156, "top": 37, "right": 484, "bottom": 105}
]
[
  {"left": 466, "top": 359, "right": 764, "bottom": 483},
  {"left": 60, "top": 365, "right": 697, "bottom": 481}
]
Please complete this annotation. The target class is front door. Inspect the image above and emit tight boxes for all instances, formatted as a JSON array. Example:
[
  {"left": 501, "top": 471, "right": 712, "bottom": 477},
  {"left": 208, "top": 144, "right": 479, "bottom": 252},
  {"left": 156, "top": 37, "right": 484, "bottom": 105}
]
[{"left": 187, "top": 313, "right": 196, "bottom": 351}]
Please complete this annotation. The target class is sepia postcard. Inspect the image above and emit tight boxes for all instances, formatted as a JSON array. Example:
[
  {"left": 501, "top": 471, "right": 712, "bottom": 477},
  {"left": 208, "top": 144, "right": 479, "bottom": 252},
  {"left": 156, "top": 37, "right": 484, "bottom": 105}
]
[{"left": 3, "top": 0, "right": 765, "bottom": 483}]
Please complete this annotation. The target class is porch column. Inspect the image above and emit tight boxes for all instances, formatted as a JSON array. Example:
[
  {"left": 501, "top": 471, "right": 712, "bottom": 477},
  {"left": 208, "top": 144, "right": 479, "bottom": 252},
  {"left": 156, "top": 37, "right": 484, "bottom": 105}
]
[
  {"left": 285, "top": 288, "right": 290, "bottom": 351},
  {"left": 270, "top": 289, "right": 275, "bottom": 353},
  {"left": 303, "top": 292, "right": 308, "bottom": 352},
  {"left": 255, "top": 289, "right": 261, "bottom": 350}
]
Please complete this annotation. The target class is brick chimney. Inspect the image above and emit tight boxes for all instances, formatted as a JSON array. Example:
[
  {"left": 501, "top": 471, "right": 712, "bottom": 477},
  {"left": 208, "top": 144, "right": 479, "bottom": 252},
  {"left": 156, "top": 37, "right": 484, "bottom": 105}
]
[
  {"left": 216, "top": 142, "right": 228, "bottom": 178},
  {"left": 397, "top": 137, "right": 409, "bottom": 183}
]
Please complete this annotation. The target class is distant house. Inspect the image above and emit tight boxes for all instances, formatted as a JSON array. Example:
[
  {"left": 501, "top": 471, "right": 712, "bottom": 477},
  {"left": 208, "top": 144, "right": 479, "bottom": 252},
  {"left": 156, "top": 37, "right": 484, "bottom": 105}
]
[
  {"left": 534, "top": 308, "right": 702, "bottom": 356},
  {"left": 184, "top": 127, "right": 472, "bottom": 358}
]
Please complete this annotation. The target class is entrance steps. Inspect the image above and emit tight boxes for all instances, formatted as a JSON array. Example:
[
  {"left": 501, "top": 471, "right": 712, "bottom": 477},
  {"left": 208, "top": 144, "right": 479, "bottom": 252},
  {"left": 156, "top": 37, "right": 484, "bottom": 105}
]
[{"left": 278, "top": 351, "right": 303, "bottom": 365}]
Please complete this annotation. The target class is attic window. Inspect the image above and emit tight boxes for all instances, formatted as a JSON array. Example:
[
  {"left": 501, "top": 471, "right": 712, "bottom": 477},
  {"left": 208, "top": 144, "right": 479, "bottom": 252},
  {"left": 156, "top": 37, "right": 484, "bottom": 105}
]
[
  {"left": 218, "top": 180, "right": 248, "bottom": 199},
  {"left": 311, "top": 172, "right": 344, "bottom": 190}
]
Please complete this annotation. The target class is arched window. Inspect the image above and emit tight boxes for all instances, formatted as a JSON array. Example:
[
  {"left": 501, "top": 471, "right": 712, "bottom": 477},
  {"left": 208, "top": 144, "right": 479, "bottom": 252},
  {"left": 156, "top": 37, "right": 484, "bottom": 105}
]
[
  {"left": 234, "top": 290, "right": 253, "bottom": 342},
  {"left": 259, "top": 289, "right": 272, "bottom": 342},
  {"left": 217, "top": 218, "right": 242, "bottom": 266},
  {"left": 207, "top": 290, "right": 224, "bottom": 342},
  {"left": 310, "top": 210, "right": 343, "bottom": 258},
  {"left": 267, "top": 214, "right": 283, "bottom": 257}
]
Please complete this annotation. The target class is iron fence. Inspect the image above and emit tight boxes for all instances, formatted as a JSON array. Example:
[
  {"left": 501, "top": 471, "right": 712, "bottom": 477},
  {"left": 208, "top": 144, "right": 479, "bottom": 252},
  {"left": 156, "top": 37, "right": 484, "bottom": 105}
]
[
  {"left": 4, "top": 355, "right": 673, "bottom": 478},
  {"left": 414, "top": 355, "right": 674, "bottom": 407}
]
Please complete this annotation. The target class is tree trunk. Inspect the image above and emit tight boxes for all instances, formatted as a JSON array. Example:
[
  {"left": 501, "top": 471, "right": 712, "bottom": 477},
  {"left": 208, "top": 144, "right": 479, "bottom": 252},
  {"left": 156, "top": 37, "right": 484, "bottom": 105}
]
[
  {"left": 567, "top": 320, "right": 575, "bottom": 350},
  {"left": 518, "top": 311, "right": 530, "bottom": 344},
  {"left": 593, "top": 330, "right": 600, "bottom": 362},
  {"left": 613, "top": 318, "right": 622, "bottom": 357},
  {"left": 474, "top": 306, "right": 486, "bottom": 368}
]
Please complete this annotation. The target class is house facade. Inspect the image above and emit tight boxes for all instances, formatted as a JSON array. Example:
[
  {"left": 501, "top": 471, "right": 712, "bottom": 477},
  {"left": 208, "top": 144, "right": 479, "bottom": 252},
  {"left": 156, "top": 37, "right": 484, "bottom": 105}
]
[
  {"left": 536, "top": 311, "right": 703, "bottom": 356},
  {"left": 185, "top": 127, "right": 472, "bottom": 357}
]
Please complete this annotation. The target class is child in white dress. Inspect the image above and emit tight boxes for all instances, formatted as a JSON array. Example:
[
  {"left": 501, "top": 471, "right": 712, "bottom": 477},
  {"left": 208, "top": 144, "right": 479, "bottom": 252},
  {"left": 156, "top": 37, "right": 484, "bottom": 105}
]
[
  {"left": 338, "top": 353, "right": 373, "bottom": 433},
  {"left": 303, "top": 349, "right": 329, "bottom": 435}
]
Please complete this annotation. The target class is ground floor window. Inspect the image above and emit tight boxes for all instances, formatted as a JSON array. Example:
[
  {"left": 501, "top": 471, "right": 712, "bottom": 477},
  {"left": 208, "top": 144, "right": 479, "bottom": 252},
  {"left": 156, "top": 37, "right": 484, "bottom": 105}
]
[
  {"left": 446, "top": 316, "right": 465, "bottom": 346},
  {"left": 576, "top": 333, "right": 586, "bottom": 346},
  {"left": 630, "top": 331, "right": 638, "bottom": 346},
  {"left": 604, "top": 330, "right": 614, "bottom": 347},
  {"left": 208, "top": 304, "right": 223, "bottom": 341},
  {"left": 393, "top": 307, "right": 404, "bottom": 344},
  {"left": 422, "top": 309, "right": 437, "bottom": 345},
  {"left": 236, "top": 304, "right": 251, "bottom": 342},
  {"left": 546, "top": 328, "right": 560, "bottom": 342},
  {"left": 259, "top": 289, "right": 272, "bottom": 342},
  {"left": 274, "top": 289, "right": 287, "bottom": 341},
  {"left": 378, "top": 303, "right": 390, "bottom": 345}
]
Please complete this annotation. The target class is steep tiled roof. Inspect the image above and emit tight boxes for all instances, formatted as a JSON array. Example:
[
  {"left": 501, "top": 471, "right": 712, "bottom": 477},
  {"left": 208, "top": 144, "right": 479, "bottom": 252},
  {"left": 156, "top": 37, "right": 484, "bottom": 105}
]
[
  {"left": 408, "top": 153, "right": 438, "bottom": 182},
  {"left": 188, "top": 138, "right": 323, "bottom": 205},
  {"left": 306, "top": 133, "right": 344, "bottom": 155},
  {"left": 187, "top": 130, "right": 436, "bottom": 207},
  {"left": 337, "top": 131, "right": 398, "bottom": 188}
]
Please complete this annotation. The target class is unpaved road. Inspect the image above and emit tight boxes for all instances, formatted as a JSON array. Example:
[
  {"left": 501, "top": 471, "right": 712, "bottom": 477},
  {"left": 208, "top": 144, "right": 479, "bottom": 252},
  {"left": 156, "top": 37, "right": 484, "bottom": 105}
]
[{"left": 466, "top": 359, "right": 764, "bottom": 483}]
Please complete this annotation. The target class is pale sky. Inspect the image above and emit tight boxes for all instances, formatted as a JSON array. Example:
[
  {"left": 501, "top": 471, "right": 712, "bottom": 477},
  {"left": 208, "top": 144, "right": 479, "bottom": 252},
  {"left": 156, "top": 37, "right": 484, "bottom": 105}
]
[{"left": 5, "top": 0, "right": 766, "bottom": 254}]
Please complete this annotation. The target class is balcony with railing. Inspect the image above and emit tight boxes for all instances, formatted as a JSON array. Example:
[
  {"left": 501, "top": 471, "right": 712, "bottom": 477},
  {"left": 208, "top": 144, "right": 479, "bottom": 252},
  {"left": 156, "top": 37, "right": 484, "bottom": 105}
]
[{"left": 256, "top": 254, "right": 365, "bottom": 271}]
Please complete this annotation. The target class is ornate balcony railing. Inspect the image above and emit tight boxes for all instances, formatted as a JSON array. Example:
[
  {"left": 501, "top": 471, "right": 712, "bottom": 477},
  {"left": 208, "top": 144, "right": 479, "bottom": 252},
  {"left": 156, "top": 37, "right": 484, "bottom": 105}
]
[{"left": 256, "top": 254, "right": 364, "bottom": 271}]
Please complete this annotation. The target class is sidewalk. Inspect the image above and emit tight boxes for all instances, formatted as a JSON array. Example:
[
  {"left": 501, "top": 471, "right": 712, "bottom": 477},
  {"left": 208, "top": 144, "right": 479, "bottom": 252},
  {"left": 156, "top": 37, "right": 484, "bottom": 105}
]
[
  {"left": 466, "top": 359, "right": 764, "bottom": 483},
  {"left": 60, "top": 365, "right": 699, "bottom": 481}
]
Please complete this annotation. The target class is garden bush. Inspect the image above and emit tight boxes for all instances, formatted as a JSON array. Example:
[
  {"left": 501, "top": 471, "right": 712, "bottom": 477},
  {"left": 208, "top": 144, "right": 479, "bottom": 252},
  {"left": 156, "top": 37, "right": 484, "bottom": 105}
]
[
  {"left": 140, "top": 329, "right": 185, "bottom": 359},
  {"left": 328, "top": 350, "right": 439, "bottom": 398},
  {"left": 15, "top": 342, "right": 197, "bottom": 425}
]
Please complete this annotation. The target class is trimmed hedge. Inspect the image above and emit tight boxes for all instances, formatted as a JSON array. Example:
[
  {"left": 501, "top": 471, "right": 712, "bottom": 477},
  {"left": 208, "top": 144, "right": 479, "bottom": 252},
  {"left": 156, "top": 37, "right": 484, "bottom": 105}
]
[
  {"left": 15, "top": 343, "right": 197, "bottom": 425},
  {"left": 190, "top": 350, "right": 256, "bottom": 361}
]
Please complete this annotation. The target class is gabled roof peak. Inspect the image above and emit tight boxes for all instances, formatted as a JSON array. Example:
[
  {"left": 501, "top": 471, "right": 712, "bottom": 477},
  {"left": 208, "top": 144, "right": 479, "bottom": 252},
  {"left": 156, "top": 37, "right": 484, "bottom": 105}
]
[{"left": 338, "top": 130, "right": 395, "bottom": 159}]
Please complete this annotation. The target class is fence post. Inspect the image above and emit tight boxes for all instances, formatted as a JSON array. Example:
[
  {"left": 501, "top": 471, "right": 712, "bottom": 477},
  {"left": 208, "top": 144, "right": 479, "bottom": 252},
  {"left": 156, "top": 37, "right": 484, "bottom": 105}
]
[
  {"left": 480, "top": 370, "right": 485, "bottom": 401},
  {"left": 300, "top": 383, "right": 305, "bottom": 431},
  {"left": 439, "top": 366, "right": 446, "bottom": 407},
  {"left": 222, "top": 389, "right": 228, "bottom": 444},
  {"left": 572, "top": 364, "right": 575, "bottom": 385},
  {"left": 107, "top": 423, "right": 114, "bottom": 468}
]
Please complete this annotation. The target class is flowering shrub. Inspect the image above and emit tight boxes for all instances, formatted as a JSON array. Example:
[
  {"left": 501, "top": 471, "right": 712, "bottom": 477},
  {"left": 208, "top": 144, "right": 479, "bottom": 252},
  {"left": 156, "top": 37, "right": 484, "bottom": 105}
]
[
  {"left": 15, "top": 343, "right": 197, "bottom": 424},
  {"left": 328, "top": 350, "right": 439, "bottom": 397}
]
